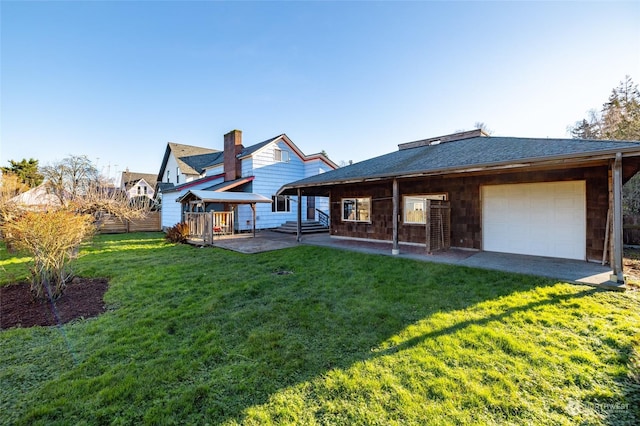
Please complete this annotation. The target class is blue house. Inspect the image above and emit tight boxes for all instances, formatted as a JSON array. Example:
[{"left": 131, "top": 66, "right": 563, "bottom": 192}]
[{"left": 157, "top": 130, "right": 337, "bottom": 233}]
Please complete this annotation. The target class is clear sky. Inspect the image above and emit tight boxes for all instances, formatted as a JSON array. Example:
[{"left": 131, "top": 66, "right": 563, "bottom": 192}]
[{"left": 2, "top": 1, "right": 639, "bottom": 183}]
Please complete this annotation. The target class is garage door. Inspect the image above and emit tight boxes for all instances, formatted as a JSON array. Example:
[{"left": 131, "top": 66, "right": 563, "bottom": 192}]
[{"left": 482, "top": 181, "right": 586, "bottom": 260}]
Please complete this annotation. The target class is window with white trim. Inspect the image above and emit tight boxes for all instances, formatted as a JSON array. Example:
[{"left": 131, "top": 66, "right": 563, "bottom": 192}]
[
  {"left": 403, "top": 194, "right": 447, "bottom": 224},
  {"left": 342, "top": 198, "right": 371, "bottom": 222},
  {"left": 272, "top": 195, "right": 291, "bottom": 212},
  {"left": 274, "top": 148, "right": 290, "bottom": 163}
]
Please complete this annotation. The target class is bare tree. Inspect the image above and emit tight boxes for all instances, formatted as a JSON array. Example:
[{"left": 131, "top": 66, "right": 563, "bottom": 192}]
[
  {"left": 1, "top": 155, "right": 152, "bottom": 300},
  {"left": 41, "top": 155, "right": 100, "bottom": 206}
]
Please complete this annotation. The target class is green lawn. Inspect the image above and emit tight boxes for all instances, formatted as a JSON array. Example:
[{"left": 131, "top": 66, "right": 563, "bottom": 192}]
[{"left": 1, "top": 232, "right": 639, "bottom": 425}]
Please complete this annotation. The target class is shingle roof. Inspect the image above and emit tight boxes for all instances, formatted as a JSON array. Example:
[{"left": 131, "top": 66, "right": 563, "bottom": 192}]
[
  {"left": 279, "top": 136, "right": 640, "bottom": 193},
  {"left": 198, "top": 135, "right": 283, "bottom": 169},
  {"left": 121, "top": 172, "right": 158, "bottom": 190},
  {"left": 168, "top": 143, "right": 221, "bottom": 175},
  {"left": 176, "top": 190, "right": 272, "bottom": 204},
  {"left": 239, "top": 135, "right": 283, "bottom": 158}
]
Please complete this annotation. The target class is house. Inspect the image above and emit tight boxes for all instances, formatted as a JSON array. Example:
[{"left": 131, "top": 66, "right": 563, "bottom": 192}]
[
  {"left": 120, "top": 170, "right": 158, "bottom": 200},
  {"left": 156, "top": 130, "right": 337, "bottom": 232},
  {"left": 10, "top": 183, "right": 61, "bottom": 210},
  {"left": 277, "top": 129, "right": 640, "bottom": 282}
]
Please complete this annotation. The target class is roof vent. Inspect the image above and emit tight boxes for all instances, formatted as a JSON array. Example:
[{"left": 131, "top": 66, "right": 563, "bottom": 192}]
[{"left": 398, "top": 129, "right": 489, "bottom": 151}]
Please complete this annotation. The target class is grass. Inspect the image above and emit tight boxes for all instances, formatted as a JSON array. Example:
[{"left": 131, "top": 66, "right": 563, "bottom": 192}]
[{"left": 1, "top": 232, "right": 639, "bottom": 425}]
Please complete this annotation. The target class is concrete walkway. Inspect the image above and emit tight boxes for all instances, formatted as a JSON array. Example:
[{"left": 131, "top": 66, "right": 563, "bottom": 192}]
[{"left": 212, "top": 231, "right": 623, "bottom": 289}]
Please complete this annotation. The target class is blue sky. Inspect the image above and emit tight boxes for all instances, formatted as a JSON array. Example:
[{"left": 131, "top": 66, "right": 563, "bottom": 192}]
[{"left": 2, "top": 1, "right": 639, "bottom": 182}]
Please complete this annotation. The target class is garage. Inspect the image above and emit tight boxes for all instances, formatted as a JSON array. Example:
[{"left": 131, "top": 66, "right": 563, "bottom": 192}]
[{"left": 482, "top": 181, "right": 586, "bottom": 260}]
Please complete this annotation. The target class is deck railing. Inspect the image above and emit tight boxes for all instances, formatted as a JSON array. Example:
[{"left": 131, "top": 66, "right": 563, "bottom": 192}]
[
  {"left": 316, "top": 209, "right": 330, "bottom": 227},
  {"left": 184, "top": 211, "right": 234, "bottom": 244}
]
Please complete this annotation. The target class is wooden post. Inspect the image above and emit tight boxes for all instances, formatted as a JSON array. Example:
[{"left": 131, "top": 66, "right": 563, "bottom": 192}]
[
  {"left": 425, "top": 199, "right": 431, "bottom": 254},
  {"left": 297, "top": 188, "right": 302, "bottom": 243},
  {"left": 392, "top": 179, "right": 399, "bottom": 255},
  {"left": 612, "top": 153, "right": 624, "bottom": 282},
  {"left": 251, "top": 204, "right": 256, "bottom": 238}
]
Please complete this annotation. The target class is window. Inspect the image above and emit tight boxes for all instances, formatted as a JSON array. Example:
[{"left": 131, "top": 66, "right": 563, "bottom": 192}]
[
  {"left": 403, "top": 194, "right": 447, "bottom": 224},
  {"left": 342, "top": 198, "right": 371, "bottom": 222},
  {"left": 143, "top": 186, "right": 148, "bottom": 194},
  {"left": 176, "top": 167, "right": 180, "bottom": 184},
  {"left": 137, "top": 186, "right": 142, "bottom": 195},
  {"left": 274, "top": 148, "right": 290, "bottom": 163},
  {"left": 272, "top": 195, "right": 291, "bottom": 212},
  {"left": 166, "top": 170, "right": 170, "bottom": 182}
]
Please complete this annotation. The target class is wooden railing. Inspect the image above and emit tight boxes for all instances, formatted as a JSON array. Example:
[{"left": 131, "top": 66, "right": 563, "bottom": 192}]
[
  {"left": 316, "top": 209, "right": 329, "bottom": 227},
  {"left": 184, "top": 211, "right": 234, "bottom": 244}
]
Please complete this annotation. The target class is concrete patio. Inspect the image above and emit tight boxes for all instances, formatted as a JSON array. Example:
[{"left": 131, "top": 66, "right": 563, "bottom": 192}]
[{"left": 210, "top": 231, "right": 623, "bottom": 290}]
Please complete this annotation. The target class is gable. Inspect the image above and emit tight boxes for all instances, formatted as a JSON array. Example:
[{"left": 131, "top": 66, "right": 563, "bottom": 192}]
[
  {"left": 157, "top": 142, "right": 220, "bottom": 181},
  {"left": 243, "top": 134, "right": 337, "bottom": 169}
]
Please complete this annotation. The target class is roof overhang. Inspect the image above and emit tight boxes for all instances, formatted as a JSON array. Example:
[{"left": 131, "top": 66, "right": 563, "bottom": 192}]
[
  {"left": 277, "top": 148, "right": 640, "bottom": 196},
  {"left": 176, "top": 190, "right": 272, "bottom": 204}
]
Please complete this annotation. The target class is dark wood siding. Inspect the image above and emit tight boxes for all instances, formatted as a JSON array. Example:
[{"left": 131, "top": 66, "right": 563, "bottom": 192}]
[{"left": 329, "top": 165, "right": 609, "bottom": 262}]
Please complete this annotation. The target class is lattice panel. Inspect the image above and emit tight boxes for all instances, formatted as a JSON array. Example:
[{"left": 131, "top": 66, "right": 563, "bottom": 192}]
[{"left": 427, "top": 200, "right": 451, "bottom": 252}]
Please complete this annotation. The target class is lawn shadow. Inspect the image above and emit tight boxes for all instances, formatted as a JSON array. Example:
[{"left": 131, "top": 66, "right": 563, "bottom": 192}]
[
  {"left": 9, "top": 236, "right": 631, "bottom": 425},
  {"left": 173, "top": 246, "right": 579, "bottom": 424}
]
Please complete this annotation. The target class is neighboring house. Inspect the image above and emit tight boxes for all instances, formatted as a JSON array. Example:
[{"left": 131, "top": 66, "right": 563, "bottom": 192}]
[
  {"left": 157, "top": 130, "right": 337, "bottom": 231},
  {"left": 120, "top": 170, "right": 158, "bottom": 200},
  {"left": 278, "top": 129, "right": 640, "bottom": 281},
  {"left": 10, "top": 183, "right": 61, "bottom": 210}
]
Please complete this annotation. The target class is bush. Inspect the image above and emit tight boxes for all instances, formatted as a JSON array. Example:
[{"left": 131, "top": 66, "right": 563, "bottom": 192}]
[
  {"left": 165, "top": 223, "right": 190, "bottom": 244},
  {"left": 3, "top": 210, "right": 95, "bottom": 300}
]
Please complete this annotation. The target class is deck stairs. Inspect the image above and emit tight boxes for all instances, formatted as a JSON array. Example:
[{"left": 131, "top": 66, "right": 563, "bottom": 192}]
[{"left": 273, "top": 220, "right": 329, "bottom": 234}]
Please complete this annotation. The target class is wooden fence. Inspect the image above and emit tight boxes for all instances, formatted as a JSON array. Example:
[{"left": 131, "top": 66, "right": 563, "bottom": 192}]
[{"left": 98, "top": 212, "right": 161, "bottom": 234}]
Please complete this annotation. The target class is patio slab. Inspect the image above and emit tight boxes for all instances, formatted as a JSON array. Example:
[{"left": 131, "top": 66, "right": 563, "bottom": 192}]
[
  {"left": 208, "top": 231, "right": 623, "bottom": 289},
  {"left": 299, "top": 233, "right": 620, "bottom": 288}
]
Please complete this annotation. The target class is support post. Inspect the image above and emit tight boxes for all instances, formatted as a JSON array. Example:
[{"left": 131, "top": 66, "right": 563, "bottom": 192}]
[
  {"left": 251, "top": 203, "right": 256, "bottom": 238},
  {"left": 297, "top": 189, "right": 302, "bottom": 242},
  {"left": 612, "top": 153, "right": 624, "bottom": 282},
  {"left": 392, "top": 179, "right": 399, "bottom": 255}
]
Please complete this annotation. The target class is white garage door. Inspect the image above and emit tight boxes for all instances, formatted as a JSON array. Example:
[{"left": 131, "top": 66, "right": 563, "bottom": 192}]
[{"left": 482, "top": 181, "right": 586, "bottom": 260}]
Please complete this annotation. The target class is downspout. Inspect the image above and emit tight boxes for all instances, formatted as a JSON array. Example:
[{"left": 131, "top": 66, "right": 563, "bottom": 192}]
[
  {"left": 612, "top": 152, "right": 624, "bottom": 283},
  {"left": 392, "top": 179, "right": 399, "bottom": 255}
]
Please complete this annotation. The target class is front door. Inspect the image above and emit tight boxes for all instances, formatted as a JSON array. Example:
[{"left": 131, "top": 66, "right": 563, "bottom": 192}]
[{"left": 307, "top": 196, "right": 315, "bottom": 220}]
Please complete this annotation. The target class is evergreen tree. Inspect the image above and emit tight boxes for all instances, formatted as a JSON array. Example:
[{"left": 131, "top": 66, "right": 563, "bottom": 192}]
[
  {"left": 569, "top": 75, "right": 640, "bottom": 213},
  {"left": 1, "top": 158, "right": 43, "bottom": 188}
]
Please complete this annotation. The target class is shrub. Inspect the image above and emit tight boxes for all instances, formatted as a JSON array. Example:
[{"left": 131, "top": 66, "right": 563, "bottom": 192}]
[
  {"left": 165, "top": 222, "right": 190, "bottom": 244},
  {"left": 3, "top": 210, "right": 95, "bottom": 300}
]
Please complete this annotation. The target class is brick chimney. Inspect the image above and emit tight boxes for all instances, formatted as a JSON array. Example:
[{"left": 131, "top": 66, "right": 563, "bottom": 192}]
[{"left": 224, "top": 130, "right": 243, "bottom": 181}]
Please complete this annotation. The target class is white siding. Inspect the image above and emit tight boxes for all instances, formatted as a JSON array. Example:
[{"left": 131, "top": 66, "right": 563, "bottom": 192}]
[
  {"left": 128, "top": 179, "right": 155, "bottom": 200},
  {"left": 160, "top": 138, "right": 333, "bottom": 232},
  {"left": 164, "top": 154, "right": 197, "bottom": 185},
  {"left": 239, "top": 141, "right": 302, "bottom": 230},
  {"left": 161, "top": 191, "right": 183, "bottom": 229},
  {"left": 163, "top": 155, "right": 179, "bottom": 185},
  {"left": 205, "top": 164, "right": 224, "bottom": 177},
  {"left": 304, "top": 159, "right": 332, "bottom": 178},
  {"left": 160, "top": 177, "right": 224, "bottom": 229}
]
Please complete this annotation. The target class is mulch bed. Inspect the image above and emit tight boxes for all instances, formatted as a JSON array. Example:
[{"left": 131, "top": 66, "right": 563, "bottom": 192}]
[{"left": 1, "top": 278, "right": 109, "bottom": 330}]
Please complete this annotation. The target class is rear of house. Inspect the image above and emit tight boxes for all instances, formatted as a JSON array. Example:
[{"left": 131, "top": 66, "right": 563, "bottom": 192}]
[
  {"left": 157, "top": 130, "right": 336, "bottom": 231},
  {"left": 278, "top": 130, "right": 640, "bottom": 280}
]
